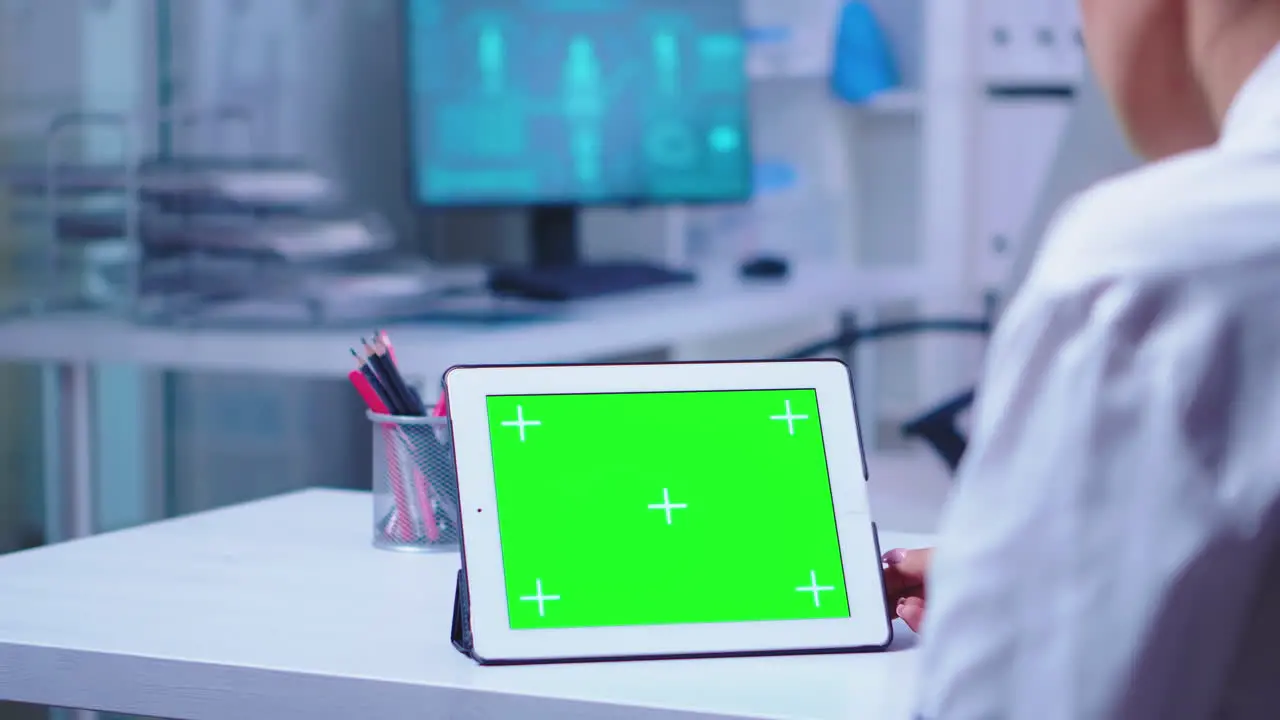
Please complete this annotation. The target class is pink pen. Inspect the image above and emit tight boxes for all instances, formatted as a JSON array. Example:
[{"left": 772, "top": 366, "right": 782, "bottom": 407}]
[
  {"left": 411, "top": 464, "right": 440, "bottom": 542},
  {"left": 350, "top": 368, "right": 414, "bottom": 542},
  {"left": 378, "top": 329, "right": 446, "bottom": 541}
]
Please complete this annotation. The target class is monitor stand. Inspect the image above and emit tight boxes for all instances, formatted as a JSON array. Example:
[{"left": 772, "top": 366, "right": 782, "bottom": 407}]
[{"left": 487, "top": 206, "right": 696, "bottom": 302}]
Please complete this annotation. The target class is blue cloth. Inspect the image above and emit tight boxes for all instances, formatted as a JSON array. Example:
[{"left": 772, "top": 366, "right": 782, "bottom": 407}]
[{"left": 830, "top": 2, "right": 900, "bottom": 104}]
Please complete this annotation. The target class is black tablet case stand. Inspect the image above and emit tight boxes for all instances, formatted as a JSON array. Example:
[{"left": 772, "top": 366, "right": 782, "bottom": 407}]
[
  {"left": 451, "top": 523, "right": 889, "bottom": 665},
  {"left": 451, "top": 567, "right": 477, "bottom": 659}
]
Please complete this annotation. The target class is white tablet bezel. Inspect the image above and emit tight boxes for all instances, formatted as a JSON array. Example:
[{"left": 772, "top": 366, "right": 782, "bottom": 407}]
[{"left": 446, "top": 360, "right": 890, "bottom": 662}]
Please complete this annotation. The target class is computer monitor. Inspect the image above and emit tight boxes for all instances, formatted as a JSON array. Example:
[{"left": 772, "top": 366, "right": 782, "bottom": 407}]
[{"left": 404, "top": 0, "right": 752, "bottom": 271}]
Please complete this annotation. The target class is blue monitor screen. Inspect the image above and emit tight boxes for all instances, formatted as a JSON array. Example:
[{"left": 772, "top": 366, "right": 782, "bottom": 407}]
[{"left": 405, "top": 0, "right": 752, "bottom": 206}]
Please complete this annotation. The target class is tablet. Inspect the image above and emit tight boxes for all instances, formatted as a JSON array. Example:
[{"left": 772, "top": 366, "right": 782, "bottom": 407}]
[{"left": 445, "top": 360, "right": 890, "bottom": 664}]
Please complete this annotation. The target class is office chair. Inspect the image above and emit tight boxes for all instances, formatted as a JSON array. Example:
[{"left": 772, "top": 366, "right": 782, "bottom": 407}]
[
  {"left": 778, "top": 306, "right": 995, "bottom": 474},
  {"left": 782, "top": 72, "right": 1140, "bottom": 472}
]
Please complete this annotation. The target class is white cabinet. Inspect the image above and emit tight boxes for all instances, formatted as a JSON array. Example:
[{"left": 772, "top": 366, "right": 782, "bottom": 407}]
[
  {"left": 980, "top": 0, "right": 1085, "bottom": 87},
  {"left": 974, "top": 98, "right": 1073, "bottom": 291}
]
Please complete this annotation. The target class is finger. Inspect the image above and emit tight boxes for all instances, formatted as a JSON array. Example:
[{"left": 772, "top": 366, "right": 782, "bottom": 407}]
[
  {"left": 897, "top": 597, "right": 925, "bottom": 633},
  {"left": 884, "top": 589, "right": 922, "bottom": 620},
  {"left": 899, "top": 596, "right": 924, "bottom": 611},
  {"left": 883, "top": 547, "right": 932, "bottom": 580},
  {"left": 882, "top": 548, "right": 932, "bottom": 597},
  {"left": 884, "top": 568, "right": 925, "bottom": 600},
  {"left": 891, "top": 594, "right": 920, "bottom": 619}
]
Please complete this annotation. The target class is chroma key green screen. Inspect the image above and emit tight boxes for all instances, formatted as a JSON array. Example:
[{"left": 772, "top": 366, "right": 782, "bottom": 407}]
[{"left": 486, "top": 389, "right": 850, "bottom": 630}]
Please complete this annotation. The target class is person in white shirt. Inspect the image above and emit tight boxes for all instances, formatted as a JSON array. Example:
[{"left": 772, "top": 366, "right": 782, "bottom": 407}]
[{"left": 881, "top": 1, "right": 1280, "bottom": 717}]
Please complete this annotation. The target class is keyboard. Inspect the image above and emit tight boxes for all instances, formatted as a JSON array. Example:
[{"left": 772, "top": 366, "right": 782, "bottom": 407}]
[{"left": 488, "top": 263, "right": 696, "bottom": 301}]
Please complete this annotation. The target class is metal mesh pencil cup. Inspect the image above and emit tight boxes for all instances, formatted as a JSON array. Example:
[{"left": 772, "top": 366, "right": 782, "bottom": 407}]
[{"left": 368, "top": 411, "right": 459, "bottom": 552}]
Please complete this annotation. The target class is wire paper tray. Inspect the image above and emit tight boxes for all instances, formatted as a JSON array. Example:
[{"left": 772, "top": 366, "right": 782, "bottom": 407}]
[{"left": 0, "top": 158, "right": 337, "bottom": 206}]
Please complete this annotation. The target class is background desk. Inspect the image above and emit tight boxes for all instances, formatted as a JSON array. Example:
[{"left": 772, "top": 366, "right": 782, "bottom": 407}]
[
  {"left": 0, "top": 263, "right": 928, "bottom": 541},
  {"left": 0, "top": 264, "right": 923, "bottom": 377},
  {"left": 0, "top": 490, "right": 937, "bottom": 720}
]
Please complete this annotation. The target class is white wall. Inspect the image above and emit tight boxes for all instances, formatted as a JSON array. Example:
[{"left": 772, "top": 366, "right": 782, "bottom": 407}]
[
  {"left": 0, "top": 0, "right": 159, "bottom": 544},
  {"left": 172, "top": 0, "right": 417, "bottom": 245},
  {"left": 0, "top": 0, "right": 1101, "bottom": 529},
  {"left": 156, "top": 0, "right": 983, "bottom": 465},
  {"left": 164, "top": 0, "right": 383, "bottom": 510}
]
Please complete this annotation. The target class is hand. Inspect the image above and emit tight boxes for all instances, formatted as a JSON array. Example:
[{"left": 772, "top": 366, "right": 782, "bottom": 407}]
[{"left": 883, "top": 547, "right": 931, "bottom": 633}]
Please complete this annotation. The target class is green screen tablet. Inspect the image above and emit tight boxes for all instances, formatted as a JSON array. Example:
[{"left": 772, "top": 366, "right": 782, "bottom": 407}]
[
  {"left": 447, "top": 361, "right": 888, "bottom": 664},
  {"left": 487, "top": 389, "right": 848, "bottom": 629}
]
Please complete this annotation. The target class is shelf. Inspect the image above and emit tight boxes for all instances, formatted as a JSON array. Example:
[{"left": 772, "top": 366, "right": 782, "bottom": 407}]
[
  {"left": 857, "top": 89, "right": 921, "bottom": 114},
  {"left": 748, "top": 75, "right": 920, "bottom": 115},
  {"left": 984, "top": 74, "right": 1083, "bottom": 96}
]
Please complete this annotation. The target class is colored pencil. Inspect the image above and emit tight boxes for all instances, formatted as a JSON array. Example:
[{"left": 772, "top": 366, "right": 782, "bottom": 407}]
[{"left": 362, "top": 338, "right": 413, "bottom": 416}]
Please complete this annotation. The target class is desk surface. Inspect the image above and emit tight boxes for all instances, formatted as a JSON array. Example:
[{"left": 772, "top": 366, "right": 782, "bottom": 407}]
[
  {"left": 0, "top": 489, "right": 935, "bottom": 720},
  {"left": 0, "top": 264, "right": 923, "bottom": 379}
]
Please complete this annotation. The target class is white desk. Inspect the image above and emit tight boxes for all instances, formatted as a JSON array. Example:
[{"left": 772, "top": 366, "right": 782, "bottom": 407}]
[
  {"left": 0, "top": 490, "right": 937, "bottom": 720},
  {"left": 0, "top": 263, "right": 926, "bottom": 540},
  {"left": 0, "top": 264, "right": 922, "bottom": 378}
]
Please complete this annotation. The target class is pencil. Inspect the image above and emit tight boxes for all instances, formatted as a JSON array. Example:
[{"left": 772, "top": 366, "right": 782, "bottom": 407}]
[
  {"left": 363, "top": 338, "right": 413, "bottom": 416},
  {"left": 373, "top": 336, "right": 423, "bottom": 416},
  {"left": 376, "top": 329, "right": 397, "bottom": 363},
  {"left": 377, "top": 329, "right": 436, "bottom": 415},
  {"left": 352, "top": 349, "right": 395, "bottom": 414}
]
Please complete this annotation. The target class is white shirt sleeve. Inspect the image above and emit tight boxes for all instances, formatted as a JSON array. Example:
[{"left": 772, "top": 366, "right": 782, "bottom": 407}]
[{"left": 912, "top": 239, "right": 1280, "bottom": 719}]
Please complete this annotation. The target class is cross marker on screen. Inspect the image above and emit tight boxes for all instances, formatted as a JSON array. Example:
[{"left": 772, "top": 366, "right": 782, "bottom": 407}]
[
  {"left": 647, "top": 488, "right": 688, "bottom": 525},
  {"left": 519, "top": 578, "right": 561, "bottom": 617},
  {"left": 796, "top": 570, "right": 835, "bottom": 607},
  {"left": 770, "top": 399, "right": 810, "bottom": 436},
  {"left": 501, "top": 405, "right": 542, "bottom": 442}
]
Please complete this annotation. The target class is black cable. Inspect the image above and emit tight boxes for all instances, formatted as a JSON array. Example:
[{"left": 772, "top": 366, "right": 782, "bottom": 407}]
[
  {"left": 854, "top": 319, "right": 992, "bottom": 342},
  {"left": 779, "top": 318, "right": 992, "bottom": 360},
  {"left": 778, "top": 316, "right": 994, "bottom": 474},
  {"left": 901, "top": 389, "right": 978, "bottom": 473}
]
